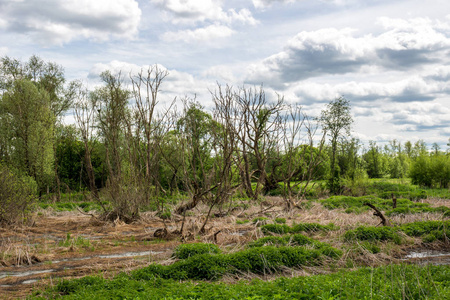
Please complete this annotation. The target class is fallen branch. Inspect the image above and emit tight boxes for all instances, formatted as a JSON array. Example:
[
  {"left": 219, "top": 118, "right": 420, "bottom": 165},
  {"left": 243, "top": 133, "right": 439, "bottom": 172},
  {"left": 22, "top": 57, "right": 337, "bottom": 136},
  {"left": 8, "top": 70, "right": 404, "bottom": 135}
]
[{"left": 364, "top": 202, "right": 390, "bottom": 226}]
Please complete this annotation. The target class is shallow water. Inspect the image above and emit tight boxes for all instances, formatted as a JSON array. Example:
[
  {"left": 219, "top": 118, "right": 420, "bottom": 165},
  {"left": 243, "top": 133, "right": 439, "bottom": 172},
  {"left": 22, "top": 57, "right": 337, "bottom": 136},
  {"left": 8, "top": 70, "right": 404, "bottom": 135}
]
[
  {"left": 0, "top": 269, "right": 55, "bottom": 280},
  {"left": 404, "top": 250, "right": 450, "bottom": 265}
]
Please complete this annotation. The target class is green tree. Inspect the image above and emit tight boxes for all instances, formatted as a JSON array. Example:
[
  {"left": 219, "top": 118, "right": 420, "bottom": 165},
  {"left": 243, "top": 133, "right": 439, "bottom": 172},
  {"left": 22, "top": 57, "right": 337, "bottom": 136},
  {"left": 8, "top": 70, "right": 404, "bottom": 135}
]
[
  {"left": 320, "top": 97, "right": 353, "bottom": 194},
  {"left": 363, "top": 141, "right": 387, "bottom": 178},
  {"left": 1, "top": 79, "right": 55, "bottom": 192}
]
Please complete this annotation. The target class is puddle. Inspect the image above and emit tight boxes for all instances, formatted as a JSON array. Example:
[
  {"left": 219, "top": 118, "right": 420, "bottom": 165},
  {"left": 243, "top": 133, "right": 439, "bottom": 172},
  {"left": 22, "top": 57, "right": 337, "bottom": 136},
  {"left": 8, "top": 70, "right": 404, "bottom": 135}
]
[
  {"left": 404, "top": 250, "right": 450, "bottom": 265},
  {"left": 22, "top": 279, "right": 38, "bottom": 284},
  {"left": 98, "top": 250, "right": 162, "bottom": 259},
  {"left": 0, "top": 269, "right": 55, "bottom": 280},
  {"left": 52, "top": 250, "right": 163, "bottom": 263},
  {"left": 405, "top": 250, "right": 450, "bottom": 259}
]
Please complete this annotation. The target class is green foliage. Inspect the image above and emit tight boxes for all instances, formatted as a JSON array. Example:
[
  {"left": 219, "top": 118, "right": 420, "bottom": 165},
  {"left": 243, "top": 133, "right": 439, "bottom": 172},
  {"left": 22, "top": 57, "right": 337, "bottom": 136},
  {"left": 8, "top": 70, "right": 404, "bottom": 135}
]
[
  {"left": 0, "top": 164, "right": 37, "bottom": 224},
  {"left": 410, "top": 153, "right": 450, "bottom": 188},
  {"left": 37, "top": 264, "right": 449, "bottom": 299},
  {"left": 261, "top": 224, "right": 292, "bottom": 234},
  {"left": 173, "top": 243, "right": 221, "bottom": 259},
  {"left": 261, "top": 223, "right": 337, "bottom": 235},
  {"left": 345, "top": 221, "right": 450, "bottom": 244},
  {"left": 400, "top": 220, "right": 450, "bottom": 240},
  {"left": 58, "top": 233, "right": 92, "bottom": 249},
  {"left": 252, "top": 217, "right": 268, "bottom": 225},
  {"left": 274, "top": 217, "right": 286, "bottom": 224},
  {"left": 133, "top": 245, "right": 330, "bottom": 281},
  {"left": 321, "top": 195, "right": 447, "bottom": 216},
  {"left": 236, "top": 219, "right": 249, "bottom": 224},
  {"left": 249, "top": 234, "right": 342, "bottom": 259},
  {"left": 38, "top": 200, "right": 107, "bottom": 212},
  {"left": 344, "top": 226, "right": 401, "bottom": 243}
]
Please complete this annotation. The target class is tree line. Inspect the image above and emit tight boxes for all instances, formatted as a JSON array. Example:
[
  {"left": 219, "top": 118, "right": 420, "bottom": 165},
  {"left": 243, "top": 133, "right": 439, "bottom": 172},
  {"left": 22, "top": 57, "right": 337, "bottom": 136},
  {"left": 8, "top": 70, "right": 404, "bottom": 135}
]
[{"left": 1, "top": 56, "right": 449, "bottom": 224}]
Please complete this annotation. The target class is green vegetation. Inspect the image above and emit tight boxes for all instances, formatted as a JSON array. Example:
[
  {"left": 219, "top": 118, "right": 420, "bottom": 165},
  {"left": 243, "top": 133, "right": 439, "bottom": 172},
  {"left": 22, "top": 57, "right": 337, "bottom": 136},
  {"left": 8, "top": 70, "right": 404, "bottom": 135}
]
[
  {"left": 173, "top": 243, "right": 221, "bottom": 259},
  {"left": 344, "top": 221, "right": 450, "bottom": 243},
  {"left": 344, "top": 226, "right": 402, "bottom": 243},
  {"left": 248, "top": 234, "right": 342, "bottom": 258},
  {"left": 261, "top": 222, "right": 337, "bottom": 235},
  {"left": 320, "top": 195, "right": 450, "bottom": 216},
  {"left": 0, "top": 164, "right": 37, "bottom": 224},
  {"left": 35, "top": 264, "right": 450, "bottom": 299}
]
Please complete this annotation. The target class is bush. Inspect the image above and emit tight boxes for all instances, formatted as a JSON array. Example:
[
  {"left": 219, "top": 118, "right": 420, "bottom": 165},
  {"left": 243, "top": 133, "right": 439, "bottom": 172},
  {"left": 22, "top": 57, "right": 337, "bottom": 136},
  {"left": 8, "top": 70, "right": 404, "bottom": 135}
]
[
  {"left": 0, "top": 165, "right": 37, "bottom": 224},
  {"left": 173, "top": 243, "right": 221, "bottom": 259}
]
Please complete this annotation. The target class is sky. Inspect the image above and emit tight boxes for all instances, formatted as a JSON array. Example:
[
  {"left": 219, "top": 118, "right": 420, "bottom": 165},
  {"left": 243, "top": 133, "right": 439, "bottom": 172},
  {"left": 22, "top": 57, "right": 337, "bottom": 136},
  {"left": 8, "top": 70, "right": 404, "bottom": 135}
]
[{"left": 1, "top": 0, "right": 450, "bottom": 150}]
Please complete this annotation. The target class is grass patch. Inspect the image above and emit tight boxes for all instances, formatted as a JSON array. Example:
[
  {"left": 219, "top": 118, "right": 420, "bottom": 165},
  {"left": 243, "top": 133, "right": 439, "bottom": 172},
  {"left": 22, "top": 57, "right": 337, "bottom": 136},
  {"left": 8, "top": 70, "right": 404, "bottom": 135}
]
[
  {"left": 173, "top": 243, "right": 221, "bottom": 259},
  {"left": 344, "top": 220, "right": 450, "bottom": 244},
  {"left": 249, "top": 234, "right": 342, "bottom": 259},
  {"left": 35, "top": 264, "right": 450, "bottom": 299},
  {"left": 320, "top": 195, "right": 450, "bottom": 216},
  {"left": 261, "top": 222, "right": 337, "bottom": 235}
]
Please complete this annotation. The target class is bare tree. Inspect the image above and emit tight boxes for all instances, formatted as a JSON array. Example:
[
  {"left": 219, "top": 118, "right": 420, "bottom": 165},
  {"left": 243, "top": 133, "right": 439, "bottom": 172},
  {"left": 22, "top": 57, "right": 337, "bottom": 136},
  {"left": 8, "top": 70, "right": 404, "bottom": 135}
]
[
  {"left": 279, "top": 105, "right": 326, "bottom": 210},
  {"left": 234, "top": 86, "right": 284, "bottom": 200},
  {"left": 73, "top": 83, "right": 105, "bottom": 210},
  {"left": 130, "top": 65, "right": 170, "bottom": 201}
]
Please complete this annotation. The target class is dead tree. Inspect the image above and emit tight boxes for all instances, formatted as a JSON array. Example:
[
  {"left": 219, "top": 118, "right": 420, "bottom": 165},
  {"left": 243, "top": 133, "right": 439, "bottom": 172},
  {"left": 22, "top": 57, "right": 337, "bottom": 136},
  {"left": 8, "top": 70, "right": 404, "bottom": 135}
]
[
  {"left": 74, "top": 83, "right": 102, "bottom": 208},
  {"left": 234, "top": 86, "right": 284, "bottom": 200},
  {"left": 278, "top": 105, "right": 327, "bottom": 210}
]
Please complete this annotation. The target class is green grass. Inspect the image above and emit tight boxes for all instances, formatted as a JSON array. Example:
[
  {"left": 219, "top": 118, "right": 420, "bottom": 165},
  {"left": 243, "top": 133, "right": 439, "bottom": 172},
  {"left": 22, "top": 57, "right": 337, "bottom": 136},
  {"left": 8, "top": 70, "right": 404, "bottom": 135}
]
[
  {"left": 320, "top": 195, "right": 450, "bottom": 216},
  {"left": 173, "top": 243, "right": 221, "bottom": 259},
  {"left": 38, "top": 201, "right": 107, "bottom": 212},
  {"left": 344, "top": 220, "right": 450, "bottom": 243},
  {"left": 34, "top": 264, "right": 450, "bottom": 299},
  {"left": 261, "top": 222, "right": 337, "bottom": 235}
]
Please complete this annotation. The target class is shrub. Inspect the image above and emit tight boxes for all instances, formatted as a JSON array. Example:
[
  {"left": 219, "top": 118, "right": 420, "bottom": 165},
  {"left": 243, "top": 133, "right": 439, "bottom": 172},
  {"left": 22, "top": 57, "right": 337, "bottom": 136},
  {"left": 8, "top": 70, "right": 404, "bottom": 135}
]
[
  {"left": 173, "top": 243, "right": 221, "bottom": 259},
  {"left": 0, "top": 165, "right": 37, "bottom": 224}
]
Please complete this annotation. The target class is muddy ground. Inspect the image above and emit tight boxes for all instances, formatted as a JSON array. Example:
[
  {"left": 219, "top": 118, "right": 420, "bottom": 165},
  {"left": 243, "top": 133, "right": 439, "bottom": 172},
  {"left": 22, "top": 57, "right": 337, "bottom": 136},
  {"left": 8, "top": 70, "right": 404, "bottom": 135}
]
[{"left": 1, "top": 198, "right": 449, "bottom": 299}]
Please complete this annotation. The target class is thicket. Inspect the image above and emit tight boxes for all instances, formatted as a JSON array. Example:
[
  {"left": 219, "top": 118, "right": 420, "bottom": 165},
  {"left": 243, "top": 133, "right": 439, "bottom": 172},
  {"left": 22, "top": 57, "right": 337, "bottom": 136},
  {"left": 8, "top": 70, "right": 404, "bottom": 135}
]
[{"left": 37, "top": 264, "right": 449, "bottom": 299}]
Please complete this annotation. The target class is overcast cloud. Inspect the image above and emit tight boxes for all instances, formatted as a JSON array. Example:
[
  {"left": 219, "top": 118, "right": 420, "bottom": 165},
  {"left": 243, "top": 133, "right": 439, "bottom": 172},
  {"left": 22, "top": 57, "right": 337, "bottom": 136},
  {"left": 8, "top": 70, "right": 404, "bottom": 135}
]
[{"left": 0, "top": 0, "right": 449, "bottom": 148}]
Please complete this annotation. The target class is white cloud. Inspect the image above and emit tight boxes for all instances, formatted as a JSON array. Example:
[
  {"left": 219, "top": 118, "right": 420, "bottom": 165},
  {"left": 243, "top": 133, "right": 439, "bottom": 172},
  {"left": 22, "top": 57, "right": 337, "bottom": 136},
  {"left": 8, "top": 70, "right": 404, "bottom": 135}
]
[
  {"left": 246, "top": 17, "right": 450, "bottom": 86},
  {"left": 0, "top": 0, "right": 141, "bottom": 46},
  {"left": 252, "top": 0, "right": 295, "bottom": 9},
  {"left": 152, "top": 0, "right": 257, "bottom": 25},
  {"left": 161, "top": 24, "right": 234, "bottom": 43}
]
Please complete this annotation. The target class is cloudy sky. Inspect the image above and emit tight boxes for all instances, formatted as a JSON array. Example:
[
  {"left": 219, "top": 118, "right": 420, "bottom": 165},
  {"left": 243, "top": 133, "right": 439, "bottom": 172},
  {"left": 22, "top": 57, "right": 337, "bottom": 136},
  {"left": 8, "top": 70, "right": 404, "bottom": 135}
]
[{"left": 1, "top": 0, "right": 449, "bottom": 149}]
